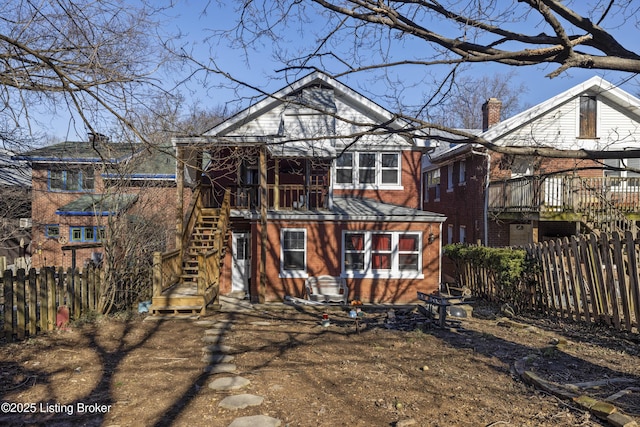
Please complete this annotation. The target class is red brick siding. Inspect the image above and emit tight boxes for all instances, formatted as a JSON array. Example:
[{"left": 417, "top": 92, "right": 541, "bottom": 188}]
[
  {"left": 31, "top": 166, "right": 179, "bottom": 269},
  {"left": 248, "top": 218, "right": 441, "bottom": 303}
]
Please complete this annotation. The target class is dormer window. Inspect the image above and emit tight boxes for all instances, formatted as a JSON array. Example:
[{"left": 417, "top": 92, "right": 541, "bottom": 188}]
[{"left": 579, "top": 95, "right": 597, "bottom": 138}]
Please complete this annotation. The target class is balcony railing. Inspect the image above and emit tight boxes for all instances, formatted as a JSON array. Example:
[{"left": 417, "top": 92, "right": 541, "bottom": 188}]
[
  {"left": 219, "top": 182, "right": 329, "bottom": 211},
  {"left": 488, "top": 176, "right": 640, "bottom": 215}
]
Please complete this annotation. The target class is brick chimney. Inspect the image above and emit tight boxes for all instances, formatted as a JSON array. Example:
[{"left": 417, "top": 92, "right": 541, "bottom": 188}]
[{"left": 482, "top": 98, "right": 502, "bottom": 131}]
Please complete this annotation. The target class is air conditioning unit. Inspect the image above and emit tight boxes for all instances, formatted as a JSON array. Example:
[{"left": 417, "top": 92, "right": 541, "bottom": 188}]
[{"left": 19, "top": 218, "right": 32, "bottom": 228}]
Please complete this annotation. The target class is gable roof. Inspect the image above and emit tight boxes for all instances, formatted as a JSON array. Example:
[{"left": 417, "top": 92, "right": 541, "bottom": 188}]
[
  {"left": 481, "top": 76, "right": 640, "bottom": 142},
  {"left": 428, "top": 76, "right": 640, "bottom": 164},
  {"left": 174, "top": 71, "right": 432, "bottom": 156}
]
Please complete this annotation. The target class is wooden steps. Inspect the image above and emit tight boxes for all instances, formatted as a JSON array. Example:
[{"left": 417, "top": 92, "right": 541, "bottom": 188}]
[{"left": 151, "top": 205, "right": 228, "bottom": 316}]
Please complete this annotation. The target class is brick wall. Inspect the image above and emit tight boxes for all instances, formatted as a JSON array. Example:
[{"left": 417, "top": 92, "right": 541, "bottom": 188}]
[{"left": 248, "top": 218, "right": 441, "bottom": 303}]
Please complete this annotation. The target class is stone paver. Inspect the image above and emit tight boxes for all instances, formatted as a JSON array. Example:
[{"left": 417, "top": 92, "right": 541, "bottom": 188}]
[
  {"left": 218, "top": 394, "right": 264, "bottom": 410},
  {"left": 203, "top": 363, "right": 237, "bottom": 373},
  {"left": 208, "top": 376, "right": 251, "bottom": 391},
  {"left": 193, "top": 320, "right": 219, "bottom": 327},
  {"left": 202, "top": 335, "right": 225, "bottom": 344},
  {"left": 228, "top": 415, "right": 281, "bottom": 427},
  {"left": 201, "top": 353, "right": 234, "bottom": 363},
  {"left": 202, "top": 344, "right": 234, "bottom": 353},
  {"left": 205, "top": 328, "right": 228, "bottom": 335},
  {"left": 249, "top": 321, "right": 272, "bottom": 326}
]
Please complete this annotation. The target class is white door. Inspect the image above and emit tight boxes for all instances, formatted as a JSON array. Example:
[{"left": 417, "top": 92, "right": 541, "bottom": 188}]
[{"left": 232, "top": 232, "right": 251, "bottom": 293}]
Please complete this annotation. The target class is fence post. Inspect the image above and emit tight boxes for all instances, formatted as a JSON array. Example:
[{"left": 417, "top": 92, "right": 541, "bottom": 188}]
[
  {"left": 625, "top": 231, "right": 640, "bottom": 328},
  {"left": 15, "top": 269, "right": 26, "bottom": 340},
  {"left": 153, "top": 252, "right": 162, "bottom": 297},
  {"left": 74, "top": 269, "right": 82, "bottom": 319},
  {"left": 88, "top": 267, "right": 96, "bottom": 311},
  {"left": 28, "top": 268, "right": 37, "bottom": 336},
  {"left": 80, "top": 265, "right": 91, "bottom": 313},
  {"left": 38, "top": 269, "right": 48, "bottom": 332},
  {"left": 3, "top": 269, "right": 13, "bottom": 342},
  {"left": 46, "top": 268, "right": 56, "bottom": 331}
]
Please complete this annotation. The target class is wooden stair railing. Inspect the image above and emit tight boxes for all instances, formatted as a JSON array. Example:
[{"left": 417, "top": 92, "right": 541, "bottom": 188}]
[
  {"left": 152, "top": 186, "right": 233, "bottom": 306},
  {"left": 576, "top": 177, "right": 637, "bottom": 236}
]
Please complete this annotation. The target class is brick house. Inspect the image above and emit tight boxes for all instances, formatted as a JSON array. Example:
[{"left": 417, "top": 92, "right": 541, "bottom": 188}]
[
  {"left": 423, "top": 77, "right": 640, "bottom": 267},
  {"left": 159, "top": 71, "right": 445, "bottom": 308},
  {"left": 17, "top": 135, "right": 178, "bottom": 270}
]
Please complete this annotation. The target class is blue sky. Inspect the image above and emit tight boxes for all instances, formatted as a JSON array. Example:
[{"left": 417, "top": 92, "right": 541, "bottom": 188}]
[{"left": 45, "top": 1, "right": 640, "bottom": 141}]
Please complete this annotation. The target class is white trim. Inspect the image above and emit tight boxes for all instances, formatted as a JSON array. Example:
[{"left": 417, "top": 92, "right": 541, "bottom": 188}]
[
  {"left": 333, "top": 151, "right": 402, "bottom": 188},
  {"left": 341, "top": 230, "right": 423, "bottom": 278},
  {"left": 280, "top": 228, "right": 307, "bottom": 277}
]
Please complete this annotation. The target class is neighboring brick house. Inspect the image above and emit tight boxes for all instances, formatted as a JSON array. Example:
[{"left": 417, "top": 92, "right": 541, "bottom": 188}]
[
  {"left": 17, "top": 135, "right": 178, "bottom": 270},
  {"left": 423, "top": 77, "right": 640, "bottom": 265},
  {"left": 170, "top": 71, "right": 445, "bottom": 305}
]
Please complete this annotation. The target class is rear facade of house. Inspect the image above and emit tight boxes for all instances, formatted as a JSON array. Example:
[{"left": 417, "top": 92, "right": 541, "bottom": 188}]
[{"left": 169, "top": 71, "right": 445, "bottom": 306}]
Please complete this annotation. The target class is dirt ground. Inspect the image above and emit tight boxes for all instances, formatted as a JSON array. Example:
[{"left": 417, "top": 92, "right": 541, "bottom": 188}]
[{"left": 1, "top": 301, "right": 639, "bottom": 427}]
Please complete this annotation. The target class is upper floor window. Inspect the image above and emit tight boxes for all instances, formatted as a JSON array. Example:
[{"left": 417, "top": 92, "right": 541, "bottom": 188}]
[
  {"left": 459, "top": 160, "right": 466, "bottom": 184},
  {"left": 447, "top": 164, "right": 454, "bottom": 191},
  {"left": 427, "top": 169, "right": 441, "bottom": 200},
  {"left": 49, "top": 169, "right": 95, "bottom": 192},
  {"left": 579, "top": 95, "right": 597, "bottom": 138},
  {"left": 69, "top": 226, "right": 105, "bottom": 243},
  {"left": 45, "top": 224, "right": 60, "bottom": 239},
  {"left": 334, "top": 151, "right": 400, "bottom": 187}
]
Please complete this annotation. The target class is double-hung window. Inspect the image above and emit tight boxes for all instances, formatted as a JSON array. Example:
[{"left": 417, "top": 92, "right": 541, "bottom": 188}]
[
  {"left": 49, "top": 169, "right": 95, "bottom": 192},
  {"left": 343, "top": 231, "right": 422, "bottom": 278},
  {"left": 334, "top": 151, "right": 401, "bottom": 187},
  {"left": 281, "top": 229, "right": 307, "bottom": 277},
  {"left": 69, "top": 226, "right": 105, "bottom": 243}
]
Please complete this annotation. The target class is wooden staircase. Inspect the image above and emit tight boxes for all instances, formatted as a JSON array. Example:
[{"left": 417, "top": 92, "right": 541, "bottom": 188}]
[
  {"left": 578, "top": 178, "right": 638, "bottom": 237},
  {"left": 151, "top": 188, "right": 230, "bottom": 316}
]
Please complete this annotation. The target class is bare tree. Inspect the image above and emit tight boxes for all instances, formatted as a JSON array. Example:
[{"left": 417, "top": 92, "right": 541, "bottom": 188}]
[
  {"left": 0, "top": 0, "right": 177, "bottom": 149},
  {"left": 431, "top": 71, "right": 529, "bottom": 129},
  {"left": 196, "top": 0, "right": 640, "bottom": 159}
]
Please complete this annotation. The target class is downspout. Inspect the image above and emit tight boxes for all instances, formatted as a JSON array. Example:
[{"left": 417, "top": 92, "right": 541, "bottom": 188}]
[{"left": 471, "top": 149, "right": 490, "bottom": 246}]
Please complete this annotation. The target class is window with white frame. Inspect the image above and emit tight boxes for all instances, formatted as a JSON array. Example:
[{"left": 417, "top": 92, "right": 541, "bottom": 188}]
[
  {"left": 427, "top": 169, "right": 441, "bottom": 200},
  {"left": 422, "top": 171, "right": 429, "bottom": 203},
  {"left": 447, "top": 224, "right": 454, "bottom": 245},
  {"left": 343, "top": 231, "right": 422, "bottom": 277},
  {"left": 334, "top": 151, "right": 401, "bottom": 187},
  {"left": 281, "top": 229, "right": 307, "bottom": 275},
  {"left": 447, "top": 164, "right": 454, "bottom": 190},
  {"left": 459, "top": 160, "right": 466, "bottom": 184},
  {"left": 604, "top": 158, "right": 640, "bottom": 178},
  {"left": 459, "top": 225, "right": 466, "bottom": 243}
]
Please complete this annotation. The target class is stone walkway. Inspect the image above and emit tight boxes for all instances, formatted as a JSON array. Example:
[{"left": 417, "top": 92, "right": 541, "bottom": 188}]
[{"left": 195, "top": 296, "right": 283, "bottom": 427}]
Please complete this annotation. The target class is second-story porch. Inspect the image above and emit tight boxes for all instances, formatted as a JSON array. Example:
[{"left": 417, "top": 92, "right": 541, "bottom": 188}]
[{"left": 488, "top": 175, "right": 640, "bottom": 234}]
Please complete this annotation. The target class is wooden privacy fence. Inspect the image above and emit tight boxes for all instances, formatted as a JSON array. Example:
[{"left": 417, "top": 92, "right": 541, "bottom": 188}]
[
  {"left": 1, "top": 266, "right": 102, "bottom": 342},
  {"left": 458, "top": 231, "right": 640, "bottom": 333}
]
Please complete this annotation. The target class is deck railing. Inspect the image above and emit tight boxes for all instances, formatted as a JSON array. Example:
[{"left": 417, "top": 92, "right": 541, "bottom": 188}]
[
  {"left": 489, "top": 176, "right": 640, "bottom": 214},
  {"left": 228, "top": 182, "right": 328, "bottom": 210}
]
